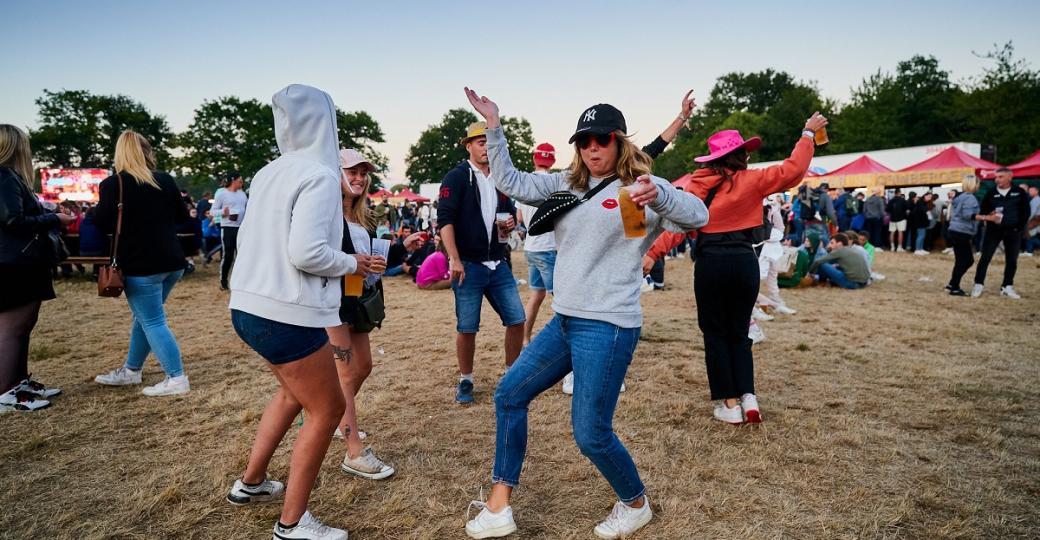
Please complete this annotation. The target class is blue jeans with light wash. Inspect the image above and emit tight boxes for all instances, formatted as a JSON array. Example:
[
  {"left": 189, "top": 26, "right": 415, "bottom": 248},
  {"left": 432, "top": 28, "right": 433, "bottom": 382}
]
[
  {"left": 816, "top": 263, "right": 864, "bottom": 290},
  {"left": 914, "top": 227, "right": 927, "bottom": 251},
  {"left": 123, "top": 270, "right": 185, "bottom": 377},
  {"left": 492, "top": 314, "right": 644, "bottom": 503}
]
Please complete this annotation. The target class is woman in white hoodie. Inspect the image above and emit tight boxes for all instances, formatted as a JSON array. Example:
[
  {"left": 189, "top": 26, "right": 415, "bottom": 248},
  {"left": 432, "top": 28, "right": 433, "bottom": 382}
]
[{"left": 223, "top": 85, "right": 379, "bottom": 540}]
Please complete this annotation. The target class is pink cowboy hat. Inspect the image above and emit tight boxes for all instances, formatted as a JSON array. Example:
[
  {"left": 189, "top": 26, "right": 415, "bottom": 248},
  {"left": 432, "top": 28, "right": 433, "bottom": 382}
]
[{"left": 694, "top": 129, "right": 762, "bottom": 163}]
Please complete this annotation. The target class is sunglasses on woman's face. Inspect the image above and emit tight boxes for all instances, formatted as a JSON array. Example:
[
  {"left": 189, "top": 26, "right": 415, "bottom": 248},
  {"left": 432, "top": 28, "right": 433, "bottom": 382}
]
[{"left": 576, "top": 132, "right": 615, "bottom": 150}]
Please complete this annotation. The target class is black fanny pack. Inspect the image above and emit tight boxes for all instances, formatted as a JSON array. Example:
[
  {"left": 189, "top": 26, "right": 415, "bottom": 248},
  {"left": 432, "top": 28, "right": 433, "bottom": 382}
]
[{"left": 527, "top": 175, "right": 618, "bottom": 236}]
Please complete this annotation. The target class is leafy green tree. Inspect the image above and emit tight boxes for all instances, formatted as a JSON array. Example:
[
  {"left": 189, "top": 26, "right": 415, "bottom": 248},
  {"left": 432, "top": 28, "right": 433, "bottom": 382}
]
[
  {"left": 405, "top": 108, "right": 535, "bottom": 191},
  {"left": 30, "top": 89, "right": 174, "bottom": 169}
]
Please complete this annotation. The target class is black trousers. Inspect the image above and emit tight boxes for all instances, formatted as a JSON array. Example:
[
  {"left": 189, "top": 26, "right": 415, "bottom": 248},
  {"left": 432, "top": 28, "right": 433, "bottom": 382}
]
[
  {"left": 220, "top": 226, "right": 239, "bottom": 285},
  {"left": 974, "top": 226, "right": 1021, "bottom": 287},
  {"left": 694, "top": 250, "right": 759, "bottom": 400},
  {"left": 947, "top": 231, "right": 975, "bottom": 290}
]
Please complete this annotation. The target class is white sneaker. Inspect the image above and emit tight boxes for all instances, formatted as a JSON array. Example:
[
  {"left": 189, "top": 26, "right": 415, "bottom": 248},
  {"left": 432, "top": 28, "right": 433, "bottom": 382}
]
[
  {"left": 713, "top": 402, "right": 743, "bottom": 424},
  {"left": 942, "top": 247, "right": 954, "bottom": 255},
  {"left": 141, "top": 375, "right": 190, "bottom": 397},
  {"left": 914, "top": 249, "right": 929, "bottom": 256},
  {"left": 227, "top": 477, "right": 285, "bottom": 505},
  {"left": 639, "top": 278, "right": 654, "bottom": 293},
  {"left": 17, "top": 375, "right": 61, "bottom": 398},
  {"left": 748, "top": 322, "right": 766, "bottom": 345},
  {"left": 751, "top": 306, "right": 774, "bottom": 321},
  {"left": 594, "top": 497, "right": 653, "bottom": 539},
  {"left": 272, "top": 511, "right": 347, "bottom": 540},
  {"left": 741, "top": 393, "right": 762, "bottom": 424},
  {"left": 773, "top": 304, "right": 797, "bottom": 315},
  {"left": 341, "top": 447, "right": 395, "bottom": 480},
  {"left": 0, "top": 387, "right": 50, "bottom": 412},
  {"left": 871, "top": 271, "right": 886, "bottom": 281},
  {"left": 562, "top": 372, "right": 574, "bottom": 395},
  {"left": 1023, "top": 252, "right": 1034, "bottom": 257},
  {"left": 465, "top": 501, "right": 517, "bottom": 539},
  {"left": 971, "top": 284, "right": 984, "bottom": 298},
  {"left": 94, "top": 366, "right": 142, "bottom": 386},
  {"left": 1000, "top": 286, "right": 1021, "bottom": 299}
]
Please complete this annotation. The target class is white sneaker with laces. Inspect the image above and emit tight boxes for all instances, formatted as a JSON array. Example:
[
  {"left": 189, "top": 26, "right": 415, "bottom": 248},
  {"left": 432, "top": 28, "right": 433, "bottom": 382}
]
[
  {"left": 141, "top": 375, "right": 190, "bottom": 397},
  {"left": 914, "top": 249, "right": 929, "bottom": 256},
  {"left": 748, "top": 322, "right": 766, "bottom": 345},
  {"left": 227, "top": 477, "right": 285, "bottom": 505},
  {"left": 774, "top": 304, "right": 797, "bottom": 315},
  {"left": 594, "top": 497, "right": 653, "bottom": 539},
  {"left": 1000, "top": 286, "right": 1021, "bottom": 299},
  {"left": 17, "top": 375, "right": 61, "bottom": 398},
  {"left": 272, "top": 511, "right": 347, "bottom": 540},
  {"left": 751, "top": 306, "right": 774, "bottom": 321},
  {"left": 341, "top": 447, "right": 395, "bottom": 480},
  {"left": 1023, "top": 252, "right": 1034, "bottom": 257},
  {"left": 94, "top": 366, "right": 142, "bottom": 386},
  {"left": 741, "top": 393, "right": 762, "bottom": 424},
  {"left": 562, "top": 372, "right": 574, "bottom": 395},
  {"left": 713, "top": 402, "right": 743, "bottom": 424},
  {"left": 942, "top": 247, "right": 953, "bottom": 254},
  {"left": 465, "top": 501, "right": 517, "bottom": 539},
  {"left": 0, "top": 388, "right": 50, "bottom": 411},
  {"left": 971, "top": 284, "right": 984, "bottom": 298}
]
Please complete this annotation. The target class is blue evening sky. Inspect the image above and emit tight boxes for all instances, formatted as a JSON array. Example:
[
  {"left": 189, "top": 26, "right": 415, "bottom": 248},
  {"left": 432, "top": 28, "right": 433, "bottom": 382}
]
[{"left": 4, "top": 0, "right": 1038, "bottom": 180}]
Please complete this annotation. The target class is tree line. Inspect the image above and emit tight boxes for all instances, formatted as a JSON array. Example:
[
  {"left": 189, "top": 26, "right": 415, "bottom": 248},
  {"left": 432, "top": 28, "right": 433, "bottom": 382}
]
[{"left": 23, "top": 42, "right": 1039, "bottom": 195}]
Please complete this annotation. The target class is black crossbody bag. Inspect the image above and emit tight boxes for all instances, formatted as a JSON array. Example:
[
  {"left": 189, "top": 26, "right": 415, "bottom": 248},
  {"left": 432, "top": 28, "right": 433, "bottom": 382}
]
[
  {"left": 342, "top": 226, "right": 385, "bottom": 332},
  {"left": 527, "top": 175, "right": 619, "bottom": 236}
]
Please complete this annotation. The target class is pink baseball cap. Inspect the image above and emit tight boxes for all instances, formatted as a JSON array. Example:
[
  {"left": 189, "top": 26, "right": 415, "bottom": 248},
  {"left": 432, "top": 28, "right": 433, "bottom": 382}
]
[
  {"left": 339, "top": 148, "right": 375, "bottom": 172},
  {"left": 694, "top": 130, "right": 762, "bottom": 163},
  {"left": 533, "top": 142, "right": 556, "bottom": 168}
]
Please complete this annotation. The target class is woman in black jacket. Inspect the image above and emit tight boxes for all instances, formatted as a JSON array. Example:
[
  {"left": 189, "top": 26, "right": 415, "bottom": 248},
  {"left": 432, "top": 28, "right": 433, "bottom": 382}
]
[
  {"left": 0, "top": 124, "right": 73, "bottom": 411},
  {"left": 92, "top": 131, "right": 191, "bottom": 397}
]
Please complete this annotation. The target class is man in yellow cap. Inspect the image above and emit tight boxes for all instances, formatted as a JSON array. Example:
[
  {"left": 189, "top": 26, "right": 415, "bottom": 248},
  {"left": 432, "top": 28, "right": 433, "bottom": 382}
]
[{"left": 437, "top": 121, "right": 524, "bottom": 404}]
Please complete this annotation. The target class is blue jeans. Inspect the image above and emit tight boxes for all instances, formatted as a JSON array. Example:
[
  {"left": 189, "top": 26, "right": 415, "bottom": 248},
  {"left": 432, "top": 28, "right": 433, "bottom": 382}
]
[
  {"left": 123, "top": 270, "right": 185, "bottom": 377},
  {"left": 384, "top": 265, "right": 405, "bottom": 277},
  {"left": 524, "top": 250, "right": 556, "bottom": 292},
  {"left": 816, "top": 263, "right": 864, "bottom": 290},
  {"left": 493, "top": 315, "right": 644, "bottom": 503},
  {"left": 452, "top": 260, "right": 525, "bottom": 333},
  {"left": 914, "top": 227, "right": 927, "bottom": 251}
]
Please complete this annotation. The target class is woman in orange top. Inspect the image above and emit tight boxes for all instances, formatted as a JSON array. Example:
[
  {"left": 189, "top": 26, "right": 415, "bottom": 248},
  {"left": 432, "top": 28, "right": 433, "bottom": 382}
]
[{"left": 645, "top": 112, "right": 827, "bottom": 424}]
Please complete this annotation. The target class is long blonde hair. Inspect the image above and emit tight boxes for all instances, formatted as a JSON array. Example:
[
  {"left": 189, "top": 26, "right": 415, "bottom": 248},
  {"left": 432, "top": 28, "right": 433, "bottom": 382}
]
[
  {"left": 343, "top": 170, "right": 374, "bottom": 231},
  {"left": 0, "top": 124, "right": 35, "bottom": 192},
  {"left": 567, "top": 131, "right": 652, "bottom": 191},
  {"left": 114, "top": 130, "right": 159, "bottom": 188}
]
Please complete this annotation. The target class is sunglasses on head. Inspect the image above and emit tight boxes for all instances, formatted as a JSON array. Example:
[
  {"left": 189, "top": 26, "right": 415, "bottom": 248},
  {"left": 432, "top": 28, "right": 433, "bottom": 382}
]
[{"left": 575, "top": 132, "right": 615, "bottom": 150}]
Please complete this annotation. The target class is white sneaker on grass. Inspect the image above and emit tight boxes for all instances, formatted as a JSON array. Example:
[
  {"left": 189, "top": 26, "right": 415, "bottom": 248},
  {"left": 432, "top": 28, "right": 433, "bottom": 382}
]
[
  {"left": 773, "top": 304, "right": 797, "bottom": 315},
  {"left": 971, "top": 284, "right": 984, "bottom": 298},
  {"left": 227, "top": 477, "right": 285, "bottom": 505},
  {"left": 741, "top": 393, "right": 762, "bottom": 424},
  {"left": 748, "top": 322, "right": 766, "bottom": 344},
  {"left": 594, "top": 497, "right": 653, "bottom": 539},
  {"left": 914, "top": 249, "right": 929, "bottom": 256},
  {"left": 0, "top": 387, "right": 50, "bottom": 412},
  {"left": 713, "top": 402, "right": 743, "bottom": 424},
  {"left": 562, "top": 372, "right": 574, "bottom": 395},
  {"left": 465, "top": 501, "right": 517, "bottom": 539},
  {"left": 341, "top": 447, "right": 395, "bottom": 480},
  {"left": 141, "top": 375, "right": 190, "bottom": 397},
  {"left": 94, "top": 366, "right": 142, "bottom": 386},
  {"left": 1000, "top": 286, "right": 1021, "bottom": 299},
  {"left": 751, "top": 306, "right": 774, "bottom": 321},
  {"left": 272, "top": 511, "right": 347, "bottom": 540},
  {"left": 17, "top": 375, "right": 61, "bottom": 398}
]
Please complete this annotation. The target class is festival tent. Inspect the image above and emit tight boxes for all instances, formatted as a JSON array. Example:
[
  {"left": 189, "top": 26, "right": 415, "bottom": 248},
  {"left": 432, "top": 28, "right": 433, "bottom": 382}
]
[
  {"left": 395, "top": 188, "right": 430, "bottom": 203},
  {"left": 897, "top": 146, "right": 999, "bottom": 172},
  {"left": 820, "top": 155, "right": 893, "bottom": 176},
  {"left": 980, "top": 149, "right": 1040, "bottom": 179},
  {"left": 368, "top": 188, "right": 394, "bottom": 199}
]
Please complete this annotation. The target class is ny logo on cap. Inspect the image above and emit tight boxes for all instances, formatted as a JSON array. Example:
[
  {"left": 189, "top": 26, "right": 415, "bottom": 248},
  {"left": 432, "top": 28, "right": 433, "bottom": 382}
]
[{"left": 584, "top": 108, "right": 597, "bottom": 122}]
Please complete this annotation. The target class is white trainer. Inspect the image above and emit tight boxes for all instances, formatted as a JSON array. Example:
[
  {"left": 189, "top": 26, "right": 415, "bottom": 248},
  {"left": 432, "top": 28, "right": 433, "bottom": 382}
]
[
  {"left": 465, "top": 501, "right": 517, "bottom": 539},
  {"left": 94, "top": 366, "right": 142, "bottom": 386},
  {"left": 713, "top": 402, "right": 744, "bottom": 424},
  {"left": 971, "top": 284, "right": 984, "bottom": 298},
  {"left": 773, "top": 304, "right": 797, "bottom": 315},
  {"left": 751, "top": 306, "right": 774, "bottom": 321},
  {"left": 1000, "top": 286, "right": 1021, "bottom": 299},
  {"left": 227, "top": 477, "right": 285, "bottom": 505},
  {"left": 562, "top": 372, "right": 574, "bottom": 395},
  {"left": 741, "top": 393, "right": 762, "bottom": 424},
  {"left": 0, "top": 387, "right": 50, "bottom": 412},
  {"left": 17, "top": 375, "right": 61, "bottom": 398},
  {"left": 141, "top": 375, "right": 190, "bottom": 397},
  {"left": 748, "top": 322, "right": 766, "bottom": 345},
  {"left": 341, "top": 447, "right": 395, "bottom": 480},
  {"left": 914, "top": 249, "right": 929, "bottom": 256},
  {"left": 594, "top": 497, "right": 653, "bottom": 539},
  {"left": 272, "top": 511, "right": 347, "bottom": 540}
]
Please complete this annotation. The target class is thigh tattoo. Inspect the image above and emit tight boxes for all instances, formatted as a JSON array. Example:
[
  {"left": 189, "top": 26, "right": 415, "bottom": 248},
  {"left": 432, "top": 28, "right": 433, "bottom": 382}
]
[{"left": 332, "top": 344, "right": 353, "bottom": 363}]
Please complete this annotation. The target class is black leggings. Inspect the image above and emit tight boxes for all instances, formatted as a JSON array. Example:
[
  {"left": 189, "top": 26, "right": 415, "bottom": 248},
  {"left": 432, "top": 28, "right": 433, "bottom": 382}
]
[
  {"left": 220, "top": 227, "right": 239, "bottom": 285},
  {"left": 694, "top": 250, "right": 759, "bottom": 400},
  {"left": 947, "top": 231, "right": 975, "bottom": 290},
  {"left": 0, "top": 301, "right": 42, "bottom": 392}
]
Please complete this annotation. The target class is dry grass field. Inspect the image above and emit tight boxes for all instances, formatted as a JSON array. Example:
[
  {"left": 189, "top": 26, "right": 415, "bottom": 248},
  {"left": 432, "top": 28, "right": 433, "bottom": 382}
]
[{"left": 2, "top": 249, "right": 1038, "bottom": 539}]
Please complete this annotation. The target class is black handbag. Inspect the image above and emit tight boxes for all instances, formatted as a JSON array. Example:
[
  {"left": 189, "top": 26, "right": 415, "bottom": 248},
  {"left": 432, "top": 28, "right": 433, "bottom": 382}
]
[
  {"left": 352, "top": 282, "right": 385, "bottom": 333},
  {"left": 527, "top": 175, "right": 618, "bottom": 236}
]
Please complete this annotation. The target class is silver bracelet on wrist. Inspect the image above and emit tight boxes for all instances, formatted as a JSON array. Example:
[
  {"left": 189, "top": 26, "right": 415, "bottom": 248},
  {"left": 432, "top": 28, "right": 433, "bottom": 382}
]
[{"left": 801, "top": 130, "right": 815, "bottom": 139}]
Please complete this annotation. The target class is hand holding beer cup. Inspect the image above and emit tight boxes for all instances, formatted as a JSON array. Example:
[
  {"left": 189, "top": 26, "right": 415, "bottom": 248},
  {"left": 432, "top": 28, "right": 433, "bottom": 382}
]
[
  {"left": 627, "top": 175, "right": 658, "bottom": 208},
  {"left": 351, "top": 254, "right": 385, "bottom": 276}
]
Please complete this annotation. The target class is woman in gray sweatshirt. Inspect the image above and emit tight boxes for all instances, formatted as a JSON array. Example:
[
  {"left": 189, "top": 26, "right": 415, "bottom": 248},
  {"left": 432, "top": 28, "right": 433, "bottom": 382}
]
[
  {"left": 945, "top": 176, "right": 998, "bottom": 295},
  {"left": 461, "top": 88, "right": 708, "bottom": 540}
]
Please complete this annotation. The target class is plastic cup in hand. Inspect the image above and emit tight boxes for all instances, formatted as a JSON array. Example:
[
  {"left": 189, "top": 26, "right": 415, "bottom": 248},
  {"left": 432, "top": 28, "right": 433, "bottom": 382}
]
[
  {"left": 814, "top": 127, "right": 829, "bottom": 146},
  {"left": 371, "top": 239, "right": 391, "bottom": 266},
  {"left": 343, "top": 274, "right": 363, "bottom": 297},
  {"left": 618, "top": 186, "right": 647, "bottom": 239},
  {"left": 994, "top": 207, "right": 1003, "bottom": 224},
  {"left": 495, "top": 212, "right": 511, "bottom": 243}
]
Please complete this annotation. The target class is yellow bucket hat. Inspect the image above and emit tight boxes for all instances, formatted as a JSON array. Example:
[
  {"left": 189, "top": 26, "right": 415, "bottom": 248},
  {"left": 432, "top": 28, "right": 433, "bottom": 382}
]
[{"left": 459, "top": 121, "right": 488, "bottom": 146}]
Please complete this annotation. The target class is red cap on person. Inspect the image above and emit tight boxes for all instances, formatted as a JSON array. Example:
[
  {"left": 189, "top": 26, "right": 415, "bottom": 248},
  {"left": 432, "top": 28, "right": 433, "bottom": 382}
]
[{"left": 533, "top": 142, "right": 556, "bottom": 168}]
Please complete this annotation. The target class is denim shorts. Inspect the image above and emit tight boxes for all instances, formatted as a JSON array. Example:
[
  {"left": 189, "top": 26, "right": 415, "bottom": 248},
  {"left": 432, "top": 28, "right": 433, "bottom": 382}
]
[
  {"left": 231, "top": 310, "right": 328, "bottom": 365},
  {"left": 452, "top": 260, "right": 526, "bottom": 333},
  {"left": 525, "top": 250, "right": 556, "bottom": 292}
]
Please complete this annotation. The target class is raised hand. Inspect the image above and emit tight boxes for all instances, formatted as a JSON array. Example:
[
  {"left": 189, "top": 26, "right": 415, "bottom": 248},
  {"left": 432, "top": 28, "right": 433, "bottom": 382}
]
[
  {"left": 680, "top": 89, "right": 696, "bottom": 119},
  {"left": 464, "top": 87, "right": 501, "bottom": 128},
  {"left": 804, "top": 112, "right": 828, "bottom": 132}
]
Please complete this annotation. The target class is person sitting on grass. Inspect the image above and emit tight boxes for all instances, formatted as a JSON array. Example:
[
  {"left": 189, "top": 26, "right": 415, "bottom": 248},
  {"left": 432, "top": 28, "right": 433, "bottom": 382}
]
[
  {"left": 810, "top": 232, "right": 870, "bottom": 289},
  {"left": 415, "top": 233, "right": 452, "bottom": 290}
]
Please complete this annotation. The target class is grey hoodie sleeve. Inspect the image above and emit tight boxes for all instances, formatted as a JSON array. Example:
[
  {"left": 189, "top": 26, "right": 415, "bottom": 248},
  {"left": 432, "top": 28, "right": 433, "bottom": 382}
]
[
  {"left": 648, "top": 177, "right": 709, "bottom": 233},
  {"left": 486, "top": 126, "right": 567, "bottom": 205},
  {"left": 288, "top": 173, "right": 356, "bottom": 277}
]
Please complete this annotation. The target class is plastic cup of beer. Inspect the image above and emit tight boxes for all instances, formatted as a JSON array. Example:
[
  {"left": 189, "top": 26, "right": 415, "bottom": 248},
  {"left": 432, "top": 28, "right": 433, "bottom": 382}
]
[
  {"left": 495, "top": 212, "right": 511, "bottom": 243},
  {"left": 343, "top": 274, "right": 363, "bottom": 297},
  {"left": 814, "top": 127, "right": 829, "bottom": 146},
  {"left": 618, "top": 186, "right": 647, "bottom": 239}
]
